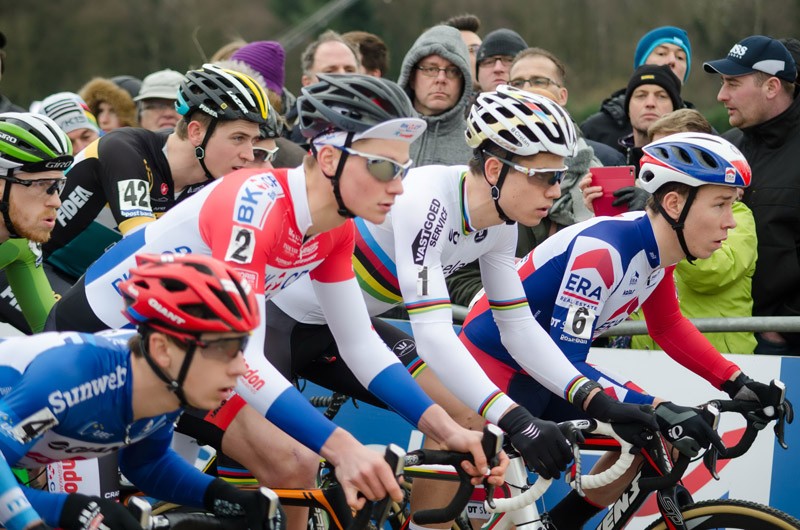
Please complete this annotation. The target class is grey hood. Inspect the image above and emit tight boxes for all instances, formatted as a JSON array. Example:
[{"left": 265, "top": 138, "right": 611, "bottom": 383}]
[{"left": 397, "top": 25, "right": 473, "bottom": 165}]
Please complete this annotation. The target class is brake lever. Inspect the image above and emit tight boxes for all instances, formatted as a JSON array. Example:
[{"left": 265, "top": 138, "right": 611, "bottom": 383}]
[
  {"left": 702, "top": 446, "right": 720, "bottom": 481},
  {"left": 374, "top": 444, "right": 406, "bottom": 530},
  {"left": 481, "top": 424, "right": 503, "bottom": 510}
]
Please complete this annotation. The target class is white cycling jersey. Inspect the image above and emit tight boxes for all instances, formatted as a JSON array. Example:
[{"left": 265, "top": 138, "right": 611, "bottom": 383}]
[{"left": 274, "top": 165, "right": 592, "bottom": 424}]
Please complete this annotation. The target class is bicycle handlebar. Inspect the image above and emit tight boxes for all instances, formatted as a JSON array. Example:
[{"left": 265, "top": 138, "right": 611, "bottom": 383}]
[
  {"left": 485, "top": 419, "right": 635, "bottom": 514},
  {"left": 409, "top": 424, "right": 503, "bottom": 525}
]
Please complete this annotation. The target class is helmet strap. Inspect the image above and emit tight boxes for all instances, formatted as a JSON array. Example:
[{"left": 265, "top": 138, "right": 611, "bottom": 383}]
[
  {"left": 482, "top": 150, "right": 515, "bottom": 225},
  {"left": 138, "top": 326, "right": 196, "bottom": 408},
  {"left": 195, "top": 119, "right": 219, "bottom": 182},
  {"left": 0, "top": 170, "right": 22, "bottom": 239},
  {"left": 654, "top": 187, "right": 699, "bottom": 264},
  {"left": 317, "top": 132, "right": 357, "bottom": 219}
]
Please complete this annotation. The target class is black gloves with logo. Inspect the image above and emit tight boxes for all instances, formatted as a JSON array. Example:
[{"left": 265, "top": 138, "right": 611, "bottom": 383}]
[
  {"left": 498, "top": 406, "right": 572, "bottom": 480},
  {"left": 584, "top": 388, "right": 658, "bottom": 431},
  {"left": 722, "top": 373, "right": 794, "bottom": 425},
  {"left": 612, "top": 186, "right": 650, "bottom": 211},
  {"left": 60, "top": 494, "right": 140, "bottom": 530},
  {"left": 655, "top": 401, "right": 725, "bottom": 457},
  {"left": 204, "top": 478, "right": 284, "bottom": 530}
]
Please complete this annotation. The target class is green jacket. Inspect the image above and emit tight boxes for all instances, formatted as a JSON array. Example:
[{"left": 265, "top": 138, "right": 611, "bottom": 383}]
[
  {"left": 0, "top": 239, "right": 57, "bottom": 333},
  {"left": 631, "top": 201, "right": 757, "bottom": 354}
]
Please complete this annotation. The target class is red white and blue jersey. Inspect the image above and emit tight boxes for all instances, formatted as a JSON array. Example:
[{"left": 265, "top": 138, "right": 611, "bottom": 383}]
[
  {"left": 51, "top": 167, "right": 433, "bottom": 453},
  {"left": 462, "top": 211, "right": 740, "bottom": 395}
]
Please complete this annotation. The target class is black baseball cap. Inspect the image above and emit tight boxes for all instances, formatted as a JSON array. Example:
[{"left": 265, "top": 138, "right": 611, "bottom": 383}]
[{"left": 703, "top": 35, "right": 797, "bottom": 82}]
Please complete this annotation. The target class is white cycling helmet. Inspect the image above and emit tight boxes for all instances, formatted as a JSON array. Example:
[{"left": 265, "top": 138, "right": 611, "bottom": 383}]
[
  {"left": 465, "top": 85, "right": 577, "bottom": 158},
  {"left": 638, "top": 132, "right": 751, "bottom": 193}
]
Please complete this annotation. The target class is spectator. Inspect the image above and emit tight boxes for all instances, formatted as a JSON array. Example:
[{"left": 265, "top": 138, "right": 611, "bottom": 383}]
[
  {"left": 397, "top": 25, "right": 472, "bottom": 165},
  {"left": 0, "top": 31, "right": 24, "bottom": 113},
  {"left": 134, "top": 69, "right": 184, "bottom": 131},
  {"left": 475, "top": 28, "right": 527, "bottom": 93},
  {"left": 704, "top": 35, "right": 800, "bottom": 355},
  {"left": 620, "top": 64, "right": 682, "bottom": 171},
  {"left": 442, "top": 13, "right": 482, "bottom": 87},
  {"left": 509, "top": 47, "right": 624, "bottom": 167},
  {"left": 111, "top": 75, "right": 142, "bottom": 99},
  {"left": 231, "top": 40, "right": 289, "bottom": 110},
  {"left": 343, "top": 31, "right": 389, "bottom": 77},
  {"left": 581, "top": 26, "right": 691, "bottom": 152},
  {"left": 38, "top": 91, "right": 101, "bottom": 154},
  {"left": 628, "top": 109, "right": 757, "bottom": 354},
  {"left": 79, "top": 76, "right": 138, "bottom": 132},
  {"left": 285, "top": 31, "right": 359, "bottom": 145}
]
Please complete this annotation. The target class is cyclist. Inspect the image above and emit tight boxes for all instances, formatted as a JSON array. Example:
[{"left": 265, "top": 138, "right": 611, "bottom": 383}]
[
  {"left": 0, "top": 112, "right": 72, "bottom": 333},
  {"left": 459, "top": 132, "right": 793, "bottom": 528},
  {"left": 0, "top": 253, "right": 279, "bottom": 530},
  {"left": 268, "top": 87, "right": 659, "bottom": 519},
  {"left": 46, "top": 74, "right": 506, "bottom": 529},
  {"left": 42, "top": 63, "right": 271, "bottom": 281}
]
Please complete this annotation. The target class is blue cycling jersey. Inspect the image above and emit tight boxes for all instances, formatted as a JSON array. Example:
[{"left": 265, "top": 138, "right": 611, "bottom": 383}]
[{"left": 0, "top": 330, "right": 213, "bottom": 530}]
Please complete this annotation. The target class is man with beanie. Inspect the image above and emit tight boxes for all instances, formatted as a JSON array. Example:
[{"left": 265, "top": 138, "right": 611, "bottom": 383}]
[
  {"left": 397, "top": 25, "right": 473, "bottom": 165},
  {"left": 581, "top": 25, "right": 691, "bottom": 151},
  {"left": 622, "top": 64, "right": 682, "bottom": 166},
  {"left": 704, "top": 35, "right": 800, "bottom": 355},
  {"left": 39, "top": 92, "right": 101, "bottom": 153},
  {"left": 475, "top": 28, "right": 528, "bottom": 93},
  {"left": 134, "top": 69, "right": 183, "bottom": 131},
  {"left": 231, "top": 41, "right": 286, "bottom": 98},
  {"left": 0, "top": 31, "right": 25, "bottom": 113}
]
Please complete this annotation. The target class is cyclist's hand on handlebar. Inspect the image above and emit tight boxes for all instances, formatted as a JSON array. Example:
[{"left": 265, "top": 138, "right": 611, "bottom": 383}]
[
  {"left": 60, "top": 493, "right": 141, "bottom": 530},
  {"left": 498, "top": 406, "right": 572, "bottom": 480},
  {"left": 584, "top": 389, "right": 659, "bottom": 432},
  {"left": 655, "top": 401, "right": 725, "bottom": 458},
  {"left": 722, "top": 373, "right": 794, "bottom": 425},
  {"left": 204, "top": 478, "right": 284, "bottom": 530},
  {"left": 321, "top": 428, "right": 404, "bottom": 510}
]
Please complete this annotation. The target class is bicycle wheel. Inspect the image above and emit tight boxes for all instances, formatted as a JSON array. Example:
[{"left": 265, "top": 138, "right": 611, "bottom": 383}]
[{"left": 644, "top": 499, "right": 800, "bottom": 529}]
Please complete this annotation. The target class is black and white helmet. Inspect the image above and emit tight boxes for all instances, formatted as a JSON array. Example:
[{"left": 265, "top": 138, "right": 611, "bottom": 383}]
[
  {"left": 176, "top": 63, "right": 269, "bottom": 125},
  {"left": 465, "top": 85, "right": 577, "bottom": 158}
]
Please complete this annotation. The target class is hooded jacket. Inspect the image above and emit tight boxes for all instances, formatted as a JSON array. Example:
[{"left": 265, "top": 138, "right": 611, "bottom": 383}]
[
  {"left": 397, "top": 26, "right": 473, "bottom": 166},
  {"left": 79, "top": 77, "right": 138, "bottom": 128}
]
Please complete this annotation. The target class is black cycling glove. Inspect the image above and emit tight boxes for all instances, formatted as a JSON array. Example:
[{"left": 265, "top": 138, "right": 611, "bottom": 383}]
[
  {"left": 204, "top": 478, "right": 284, "bottom": 530},
  {"left": 722, "top": 373, "right": 794, "bottom": 424},
  {"left": 612, "top": 186, "right": 650, "bottom": 211},
  {"left": 498, "top": 406, "right": 572, "bottom": 480},
  {"left": 583, "top": 387, "right": 658, "bottom": 431},
  {"left": 655, "top": 401, "right": 725, "bottom": 457},
  {"left": 60, "top": 493, "right": 140, "bottom": 530}
]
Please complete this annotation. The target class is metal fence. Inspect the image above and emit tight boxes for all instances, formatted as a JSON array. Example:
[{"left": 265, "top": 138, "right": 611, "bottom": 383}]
[{"left": 450, "top": 305, "right": 800, "bottom": 337}]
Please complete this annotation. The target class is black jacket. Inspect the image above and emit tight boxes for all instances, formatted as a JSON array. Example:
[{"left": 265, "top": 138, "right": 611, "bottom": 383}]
[
  {"left": 580, "top": 88, "right": 630, "bottom": 153},
  {"left": 724, "top": 95, "right": 800, "bottom": 338}
]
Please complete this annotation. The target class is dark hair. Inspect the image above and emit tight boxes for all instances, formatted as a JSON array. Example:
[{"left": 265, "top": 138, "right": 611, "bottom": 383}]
[
  {"left": 343, "top": 31, "right": 389, "bottom": 76},
  {"left": 646, "top": 181, "right": 693, "bottom": 211},
  {"left": 443, "top": 13, "right": 481, "bottom": 33},
  {"left": 467, "top": 141, "right": 507, "bottom": 175}
]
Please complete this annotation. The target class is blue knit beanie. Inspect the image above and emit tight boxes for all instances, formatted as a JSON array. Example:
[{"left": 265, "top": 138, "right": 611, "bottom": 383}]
[{"left": 634, "top": 26, "right": 692, "bottom": 82}]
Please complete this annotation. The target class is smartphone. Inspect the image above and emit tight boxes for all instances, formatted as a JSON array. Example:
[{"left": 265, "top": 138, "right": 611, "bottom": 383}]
[{"left": 589, "top": 166, "right": 636, "bottom": 217}]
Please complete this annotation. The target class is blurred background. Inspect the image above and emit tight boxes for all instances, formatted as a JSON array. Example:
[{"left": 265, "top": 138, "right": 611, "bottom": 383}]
[{"left": 2, "top": 0, "right": 798, "bottom": 132}]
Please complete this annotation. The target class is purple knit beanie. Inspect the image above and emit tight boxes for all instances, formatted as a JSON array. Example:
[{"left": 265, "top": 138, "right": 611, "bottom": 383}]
[{"left": 231, "top": 41, "right": 286, "bottom": 96}]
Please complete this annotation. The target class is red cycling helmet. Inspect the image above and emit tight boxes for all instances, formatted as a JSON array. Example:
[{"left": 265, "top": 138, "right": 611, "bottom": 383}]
[{"left": 119, "top": 253, "right": 259, "bottom": 339}]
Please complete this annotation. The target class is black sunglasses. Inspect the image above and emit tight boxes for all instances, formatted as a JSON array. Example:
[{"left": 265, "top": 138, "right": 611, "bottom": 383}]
[{"left": 0, "top": 174, "right": 67, "bottom": 196}]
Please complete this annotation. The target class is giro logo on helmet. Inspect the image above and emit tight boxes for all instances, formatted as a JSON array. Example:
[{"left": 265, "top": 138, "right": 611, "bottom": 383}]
[
  {"left": 147, "top": 298, "right": 186, "bottom": 325},
  {"left": 45, "top": 160, "right": 72, "bottom": 169},
  {"left": 0, "top": 132, "right": 17, "bottom": 144}
]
